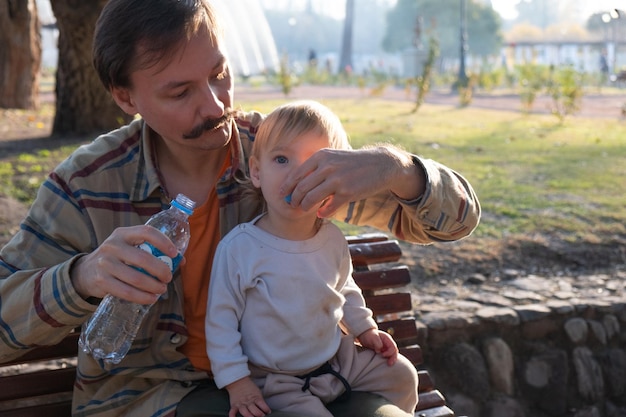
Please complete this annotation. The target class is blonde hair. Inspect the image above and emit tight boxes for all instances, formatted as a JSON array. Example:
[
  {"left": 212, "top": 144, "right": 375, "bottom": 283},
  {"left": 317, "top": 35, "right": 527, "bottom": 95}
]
[
  {"left": 243, "top": 101, "right": 350, "bottom": 212},
  {"left": 251, "top": 100, "right": 351, "bottom": 159}
]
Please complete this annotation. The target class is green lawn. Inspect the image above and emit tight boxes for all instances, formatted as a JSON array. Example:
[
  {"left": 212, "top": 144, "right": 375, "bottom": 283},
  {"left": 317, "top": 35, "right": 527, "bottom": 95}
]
[{"left": 2, "top": 98, "right": 625, "bottom": 243}]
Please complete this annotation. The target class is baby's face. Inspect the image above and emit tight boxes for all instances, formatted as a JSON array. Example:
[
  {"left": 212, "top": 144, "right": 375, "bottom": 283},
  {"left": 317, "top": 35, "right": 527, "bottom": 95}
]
[{"left": 252, "top": 132, "right": 330, "bottom": 217}]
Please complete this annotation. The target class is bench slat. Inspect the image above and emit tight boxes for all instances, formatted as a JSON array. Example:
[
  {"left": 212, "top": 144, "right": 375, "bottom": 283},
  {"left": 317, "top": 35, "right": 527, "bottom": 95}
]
[
  {"left": 0, "top": 400, "right": 72, "bottom": 417},
  {"left": 377, "top": 318, "right": 419, "bottom": 346},
  {"left": 3, "top": 333, "right": 79, "bottom": 365},
  {"left": 349, "top": 240, "right": 402, "bottom": 268},
  {"left": 0, "top": 367, "right": 76, "bottom": 402},
  {"left": 353, "top": 266, "right": 411, "bottom": 291},
  {"left": 415, "top": 390, "right": 446, "bottom": 411},
  {"left": 345, "top": 233, "right": 389, "bottom": 245},
  {"left": 364, "top": 292, "right": 412, "bottom": 317},
  {"left": 399, "top": 345, "right": 423, "bottom": 368},
  {"left": 414, "top": 405, "right": 456, "bottom": 417},
  {"left": 417, "top": 370, "right": 434, "bottom": 392}
]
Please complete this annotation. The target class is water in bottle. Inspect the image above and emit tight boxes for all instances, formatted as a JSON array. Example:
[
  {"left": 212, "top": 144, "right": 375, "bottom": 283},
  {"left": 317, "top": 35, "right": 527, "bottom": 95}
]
[{"left": 79, "top": 194, "right": 195, "bottom": 364}]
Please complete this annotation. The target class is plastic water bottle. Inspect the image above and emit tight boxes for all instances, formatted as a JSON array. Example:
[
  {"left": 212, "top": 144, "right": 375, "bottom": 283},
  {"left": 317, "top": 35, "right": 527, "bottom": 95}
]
[{"left": 79, "top": 194, "right": 196, "bottom": 364}]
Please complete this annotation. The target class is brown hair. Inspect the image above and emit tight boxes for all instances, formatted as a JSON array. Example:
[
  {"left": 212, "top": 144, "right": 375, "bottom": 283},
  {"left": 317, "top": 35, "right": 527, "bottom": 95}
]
[{"left": 93, "top": 0, "right": 222, "bottom": 90}]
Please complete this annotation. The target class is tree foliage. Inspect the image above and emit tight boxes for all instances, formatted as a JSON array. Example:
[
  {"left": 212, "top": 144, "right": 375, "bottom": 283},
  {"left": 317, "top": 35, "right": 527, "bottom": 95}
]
[
  {"left": 513, "top": 0, "right": 560, "bottom": 29},
  {"left": 382, "top": 0, "right": 503, "bottom": 59}
]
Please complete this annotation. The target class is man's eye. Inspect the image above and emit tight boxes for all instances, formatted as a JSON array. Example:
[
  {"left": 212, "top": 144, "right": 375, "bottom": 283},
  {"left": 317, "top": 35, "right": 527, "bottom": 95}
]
[
  {"left": 274, "top": 156, "right": 288, "bottom": 164},
  {"left": 173, "top": 90, "right": 188, "bottom": 99}
]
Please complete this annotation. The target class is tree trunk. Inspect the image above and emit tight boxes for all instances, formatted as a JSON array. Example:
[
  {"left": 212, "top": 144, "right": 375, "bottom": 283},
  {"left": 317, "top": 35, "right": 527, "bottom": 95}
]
[
  {"left": 0, "top": 0, "right": 42, "bottom": 109},
  {"left": 50, "top": 0, "right": 131, "bottom": 136},
  {"left": 338, "top": 0, "right": 355, "bottom": 74}
]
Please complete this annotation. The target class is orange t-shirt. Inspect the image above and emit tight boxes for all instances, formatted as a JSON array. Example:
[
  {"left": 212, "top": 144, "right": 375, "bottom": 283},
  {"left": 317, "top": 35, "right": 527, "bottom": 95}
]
[{"left": 178, "top": 159, "right": 229, "bottom": 373}]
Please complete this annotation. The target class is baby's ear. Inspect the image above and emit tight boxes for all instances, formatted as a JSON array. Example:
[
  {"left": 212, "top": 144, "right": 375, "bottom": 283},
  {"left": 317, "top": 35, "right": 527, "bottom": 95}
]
[{"left": 249, "top": 156, "right": 261, "bottom": 188}]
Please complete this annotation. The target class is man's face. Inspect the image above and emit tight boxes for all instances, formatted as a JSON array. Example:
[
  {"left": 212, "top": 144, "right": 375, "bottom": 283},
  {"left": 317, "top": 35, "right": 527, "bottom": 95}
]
[{"left": 115, "top": 27, "right": 234, "bottom": 151}]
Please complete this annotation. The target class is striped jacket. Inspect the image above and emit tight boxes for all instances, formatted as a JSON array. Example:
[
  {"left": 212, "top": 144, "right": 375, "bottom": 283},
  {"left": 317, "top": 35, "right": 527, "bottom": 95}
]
[{"left": 0, "top": 111, "right": 480, "bottom": 416}]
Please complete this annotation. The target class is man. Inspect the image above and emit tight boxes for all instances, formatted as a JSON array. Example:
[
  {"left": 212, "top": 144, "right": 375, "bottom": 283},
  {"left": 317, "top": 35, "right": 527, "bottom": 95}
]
[{"left": 0, "top": 1, "right": 480, "bottom": 416}]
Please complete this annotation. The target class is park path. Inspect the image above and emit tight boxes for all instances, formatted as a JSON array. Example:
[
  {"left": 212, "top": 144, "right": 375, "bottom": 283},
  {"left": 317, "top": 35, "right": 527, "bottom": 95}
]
[{"left": 236, "top": 84, "right": 626, "bottom": 119}]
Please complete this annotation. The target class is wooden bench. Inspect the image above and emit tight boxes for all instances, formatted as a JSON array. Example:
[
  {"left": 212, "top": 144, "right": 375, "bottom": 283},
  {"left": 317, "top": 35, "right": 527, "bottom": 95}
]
[
  {"left": 348, "top": 233, "right": 456, "bottom": 417},
  {"left": 0, "top": 233, "right": 455, "bottom": 417}
]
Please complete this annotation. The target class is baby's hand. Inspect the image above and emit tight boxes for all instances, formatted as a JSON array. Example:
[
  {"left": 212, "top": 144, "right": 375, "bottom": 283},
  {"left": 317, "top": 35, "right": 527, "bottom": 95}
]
[
  {"left": 358, "top": 328, "right": 399, "bottom": 366},
  {"left": 225, "top": 377, "right": 271, "bottom": 417}
]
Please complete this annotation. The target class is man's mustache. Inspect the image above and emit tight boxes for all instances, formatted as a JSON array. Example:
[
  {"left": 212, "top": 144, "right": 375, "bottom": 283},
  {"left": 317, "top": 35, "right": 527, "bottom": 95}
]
[{"left": 183, "top": 110, "right": 236, "bottom": 139}]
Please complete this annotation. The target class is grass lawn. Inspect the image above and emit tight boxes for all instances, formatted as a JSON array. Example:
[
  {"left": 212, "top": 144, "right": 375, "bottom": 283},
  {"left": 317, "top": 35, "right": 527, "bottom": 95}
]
[
  {"left": 236, "top": 97, "right": 626, "bottom": 242},
  {"left": 2, "top": 98, "right": 625, "bottom": 245}
]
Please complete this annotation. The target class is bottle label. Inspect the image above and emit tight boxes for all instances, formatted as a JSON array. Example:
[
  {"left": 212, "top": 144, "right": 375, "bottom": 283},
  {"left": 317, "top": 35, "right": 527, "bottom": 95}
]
[{"left": 135, "top": 242, "right": 183, "bottom": 275}]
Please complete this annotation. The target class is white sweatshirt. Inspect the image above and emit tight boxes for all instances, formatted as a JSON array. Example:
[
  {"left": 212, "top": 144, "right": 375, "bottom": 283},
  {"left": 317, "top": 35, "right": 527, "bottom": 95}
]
[{"left": 205, "top": 216, "right": 377, "bottom": 389}]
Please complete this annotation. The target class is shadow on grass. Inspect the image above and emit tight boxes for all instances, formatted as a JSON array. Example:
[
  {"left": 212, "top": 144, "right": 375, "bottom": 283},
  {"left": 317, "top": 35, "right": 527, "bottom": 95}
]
[{"left": 0, "top": 133, "right": 90, "bottom": 160}]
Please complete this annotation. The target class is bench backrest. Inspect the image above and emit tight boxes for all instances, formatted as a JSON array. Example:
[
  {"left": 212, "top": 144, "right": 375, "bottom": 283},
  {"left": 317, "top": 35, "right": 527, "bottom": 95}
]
[
  {"left": 0, "top": 233, "right": 455, "bottom": 417},
  {"left": 348, "top": 234, "right": 455, "bottom": 417}
]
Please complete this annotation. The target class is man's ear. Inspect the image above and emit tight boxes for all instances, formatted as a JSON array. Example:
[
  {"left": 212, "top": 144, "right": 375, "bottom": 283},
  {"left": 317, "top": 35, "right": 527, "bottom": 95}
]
[
  {"left": 249, "top": 156, "right": 261, "bottom": 188},
  {"left": 110, "top": 86, "right": 138, "bottom": 116}
]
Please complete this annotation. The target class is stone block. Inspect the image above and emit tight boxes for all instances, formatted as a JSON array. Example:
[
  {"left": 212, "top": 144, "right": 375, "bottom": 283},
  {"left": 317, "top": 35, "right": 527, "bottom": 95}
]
[
  {"left": 485, "top": 394, "right": 525, "bottom": 417},
  {"left": 522, "top": 349, "right": 569, "bottom": 416},
  {"left": 483, "top": 337, "right": 514, "bottom": 395},
  {"left": 602, "top": 314, "right": 620, "bottom": 340},
  {"left": 587, "top": 319, "right": 607, "bottom": 345},
  {"left": 443, "top": 342, "right": 490, "bottom": 402},
  {"left": 514, "top": 304, "right": 552, "bottom": 322},
  {"left": 565, "top": 317, "right": 589, "bottom": 344},
  {"left": 573, "top": 346, "right": 604, "bottom": 403}
]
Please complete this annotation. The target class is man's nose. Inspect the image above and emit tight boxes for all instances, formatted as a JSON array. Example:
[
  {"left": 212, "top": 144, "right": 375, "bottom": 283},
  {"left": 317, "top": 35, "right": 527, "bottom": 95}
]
[{"left": 199, "top": 84, "right": 225, "bottom": 118}]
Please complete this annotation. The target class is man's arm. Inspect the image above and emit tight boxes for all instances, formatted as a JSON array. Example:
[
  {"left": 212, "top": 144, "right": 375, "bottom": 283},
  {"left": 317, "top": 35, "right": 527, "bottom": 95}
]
[{"left": 280, "top": 145, "right": 480, "bottom": 244}]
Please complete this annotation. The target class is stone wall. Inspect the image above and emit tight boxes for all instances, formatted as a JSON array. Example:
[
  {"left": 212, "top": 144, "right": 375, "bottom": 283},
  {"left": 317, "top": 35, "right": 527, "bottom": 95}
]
[{"left": 413, "top": 298, "right": 626, "bottom": 417}]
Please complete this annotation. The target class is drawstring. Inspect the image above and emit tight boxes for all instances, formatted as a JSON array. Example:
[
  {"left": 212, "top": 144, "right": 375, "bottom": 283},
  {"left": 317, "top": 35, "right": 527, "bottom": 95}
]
[{"left": 298, "top": 362, "right": 352, "bottom": 402}]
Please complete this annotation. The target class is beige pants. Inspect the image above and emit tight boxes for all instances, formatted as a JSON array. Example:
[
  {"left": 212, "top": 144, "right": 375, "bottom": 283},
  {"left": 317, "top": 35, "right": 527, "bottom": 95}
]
[{"left": 250, "top": 335, "right": 418, "bottom": 417}]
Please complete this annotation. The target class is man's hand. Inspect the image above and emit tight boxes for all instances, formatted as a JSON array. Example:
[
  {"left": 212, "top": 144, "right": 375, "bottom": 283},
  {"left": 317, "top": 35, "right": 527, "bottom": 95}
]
[
  {"left": 225, "top": 377, "right": 271, "bottom": 417},
  {"left": 70, "top": 225, "right": 178, "bottom": 304},
  {"left": 357, "top": 328, "right": 399, "bottom": 366},
  {"left": 280, "top": 146, "right": 424, "bottom": 218}
]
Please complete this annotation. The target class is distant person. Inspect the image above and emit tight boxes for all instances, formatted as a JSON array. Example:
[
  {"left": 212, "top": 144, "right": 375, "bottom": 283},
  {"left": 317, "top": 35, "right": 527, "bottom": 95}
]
[
  {"left": 600, "top": 50, "right": 610, "bottom": 83},
  {"left": 206, "top": 101, "right": 419, "bottom": 417},
  {"left": 308, "top": 48, "right": 318, "bottom": 68},
  {"left": 600, "top": 50, "right": 609, "bottom": 75}
]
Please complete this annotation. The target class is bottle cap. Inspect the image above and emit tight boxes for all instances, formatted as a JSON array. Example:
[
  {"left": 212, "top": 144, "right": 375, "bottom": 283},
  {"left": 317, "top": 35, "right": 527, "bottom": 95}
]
[{"left": 171, "top": 194, "right": 196, "bottom": 215}]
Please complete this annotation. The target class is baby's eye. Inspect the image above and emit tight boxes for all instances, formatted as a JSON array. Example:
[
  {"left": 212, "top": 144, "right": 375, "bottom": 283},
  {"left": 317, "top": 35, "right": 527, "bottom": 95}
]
[{"left": 274, "top": 155, "right": 288, "bottom": 164}]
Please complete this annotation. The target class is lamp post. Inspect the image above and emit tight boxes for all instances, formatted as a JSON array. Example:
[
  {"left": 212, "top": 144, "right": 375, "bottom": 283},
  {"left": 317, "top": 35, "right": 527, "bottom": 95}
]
[{"left": 457, "top": 0, "right": 468, "bottom": 89}]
